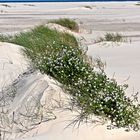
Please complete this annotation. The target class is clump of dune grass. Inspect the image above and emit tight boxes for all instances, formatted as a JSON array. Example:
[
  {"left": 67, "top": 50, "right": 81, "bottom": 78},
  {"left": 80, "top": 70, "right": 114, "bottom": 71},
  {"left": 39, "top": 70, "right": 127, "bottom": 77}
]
[
  {"left": 0, "top": 25, "right": 140, "bottom": 131},
  {"left": 0, "top": 34, "right": 11, "bottom": 42},
  {"left": 84, "top": 5, "right": 93, "bottom": 9},
  {"left": 1, "top": 4, "right": 11, "bottom": 8},
  {"left": 95, "top": 33, "right": 124, "bottom": 43},
  {"left": 135, "top": 2, "right": 140, "bottom": 6},
  {"left": 49, "top": 18, "right": 79, "bottom": 32}
]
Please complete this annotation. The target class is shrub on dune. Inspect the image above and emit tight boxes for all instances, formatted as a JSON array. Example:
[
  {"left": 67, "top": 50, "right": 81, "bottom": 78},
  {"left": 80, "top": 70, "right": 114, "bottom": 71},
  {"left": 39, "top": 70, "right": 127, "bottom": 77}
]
[
  {"left": 0, "top": 25, "right": 140, "bottom": 131},
  {"left": 49, "top": 18, "right": 79, "bottom": 32}
]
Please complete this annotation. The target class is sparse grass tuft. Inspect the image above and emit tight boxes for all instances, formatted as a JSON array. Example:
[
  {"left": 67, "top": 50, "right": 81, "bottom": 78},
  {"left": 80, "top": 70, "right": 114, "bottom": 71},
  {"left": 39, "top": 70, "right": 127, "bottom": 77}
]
[
  {"left": 95, "top": 33, "right": 124, "bottom": 43},
  {"left": 135, "top": 3, "right": 140, "bottom": 6},
  {"left": 84, "top": 5, "right": 93, "bottom": 9},
  {"left": 0, "top": 34, "right": 11, "bottom": 42},
  {"left": 1, "top": 4, "right": 11, "bottom": 8},
  {"left": 0, "top": 24, "right": 140, "bottom": 131},
  {"left": 49, "top": 18, "right": 79, "bottom": 32}
]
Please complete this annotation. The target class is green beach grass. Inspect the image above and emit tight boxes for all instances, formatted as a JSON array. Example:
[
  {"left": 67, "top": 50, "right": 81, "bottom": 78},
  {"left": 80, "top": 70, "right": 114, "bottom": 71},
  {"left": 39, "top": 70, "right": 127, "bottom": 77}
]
[
  {"left": 49, "top": 18, "right": 79, "bottom": 32},
  {"left": 95, "top": 33, "right": 124, "bottom": 43},
  {"left": 0, "top": 21, "right": 140, "bottom": 131}
]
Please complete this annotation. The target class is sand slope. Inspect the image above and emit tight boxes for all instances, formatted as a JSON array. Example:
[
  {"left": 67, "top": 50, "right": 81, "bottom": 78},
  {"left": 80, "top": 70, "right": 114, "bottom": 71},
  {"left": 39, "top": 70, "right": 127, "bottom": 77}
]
[
  {"left": 0, "top": 2, "right": 140, "bottom": 140},
  {"left": 87, "top": 41, "right": 140, "bottom": 99},
  {"left": 0, "top": 34, "right": 139, "bottom": 140},
  {"left": 0, "top": 42, "right": 28, "bottom": 90}
]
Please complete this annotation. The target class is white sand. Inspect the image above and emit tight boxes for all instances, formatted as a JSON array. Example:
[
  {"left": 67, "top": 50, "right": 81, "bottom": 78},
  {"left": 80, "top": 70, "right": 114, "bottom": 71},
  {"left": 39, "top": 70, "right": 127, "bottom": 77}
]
[
  {"left": 1, "top": 2, "right": 140, "bottom": 34},
  {"left": 87, "top": 41, "right": 140, "bottom": 98},
  {"left": 0, "top": 2, "right": 140, "bottom": 140},
  {"left": 0, "top": 42, "right": 28, "bottom": 90}
]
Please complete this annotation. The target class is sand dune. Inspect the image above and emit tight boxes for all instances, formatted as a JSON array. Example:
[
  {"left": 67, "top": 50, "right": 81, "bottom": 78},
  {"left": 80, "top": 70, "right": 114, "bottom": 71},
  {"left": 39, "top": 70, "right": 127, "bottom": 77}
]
[
  {"left": 0, "top": 42, "right": 28, "bottom": 90},
  {"left": 0, "top": 2, "right": 140, "bottom": 140}
]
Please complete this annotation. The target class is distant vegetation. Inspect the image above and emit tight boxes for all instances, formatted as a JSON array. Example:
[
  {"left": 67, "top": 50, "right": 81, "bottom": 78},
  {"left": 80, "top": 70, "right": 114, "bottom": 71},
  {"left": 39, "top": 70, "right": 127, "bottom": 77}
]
[
  {"left": 135, "top": 2, "right": 140, "bottom": 6},
  {"left": 95, "top": 33, "right": 124, "bottom": 43},
  {"left": 0, "top": 23, "right": 140, "bottom": 131},
  {"left": 83, "top": 5, "right": 93, "bottom": 9},
  {"left": 1, "top": 4, "right": 11, "bottom": 8},
  {"left": 49, "top": 18, "right": 79, "bottom": 32}
]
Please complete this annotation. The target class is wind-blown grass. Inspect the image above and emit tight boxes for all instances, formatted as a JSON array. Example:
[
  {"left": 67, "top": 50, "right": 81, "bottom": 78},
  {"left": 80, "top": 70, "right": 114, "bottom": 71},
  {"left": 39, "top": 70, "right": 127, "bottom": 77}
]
[
  {"left": 95, "top": 33, "right": 124, "bottom": 43},
  {"left": 0, "top": 25, "right": 140, "bottom": 131},
  {"left": 49, "top": 18, "right": 79, "bottom": 32}
]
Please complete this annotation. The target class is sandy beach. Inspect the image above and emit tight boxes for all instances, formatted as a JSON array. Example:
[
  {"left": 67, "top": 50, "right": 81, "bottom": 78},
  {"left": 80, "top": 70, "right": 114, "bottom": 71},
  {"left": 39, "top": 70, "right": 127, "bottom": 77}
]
[{"left": 0, "top": 1, "right": 140, "bottom": 140}]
